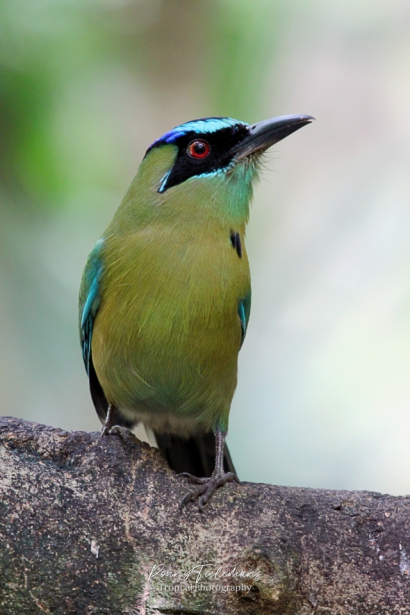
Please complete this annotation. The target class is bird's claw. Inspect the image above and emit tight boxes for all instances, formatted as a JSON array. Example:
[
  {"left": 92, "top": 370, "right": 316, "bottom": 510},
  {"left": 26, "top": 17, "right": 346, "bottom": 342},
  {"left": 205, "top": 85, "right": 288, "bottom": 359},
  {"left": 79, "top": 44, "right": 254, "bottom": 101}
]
[
  {"left": 179, "top": 472, "right": 208, "bottom": 485},
  {"left": 180, "top": 471, "right": 239, "bottom": 510},
  {"left": 100, "top": 425, "right": 133, "bottom": 440}
]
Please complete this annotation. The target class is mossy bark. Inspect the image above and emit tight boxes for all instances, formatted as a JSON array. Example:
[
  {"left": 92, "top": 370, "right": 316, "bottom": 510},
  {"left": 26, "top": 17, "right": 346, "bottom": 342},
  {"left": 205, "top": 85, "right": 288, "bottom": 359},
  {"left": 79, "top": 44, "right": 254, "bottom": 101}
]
[{"left": 1, "top": 416, "right": 410, "bottom": 614}]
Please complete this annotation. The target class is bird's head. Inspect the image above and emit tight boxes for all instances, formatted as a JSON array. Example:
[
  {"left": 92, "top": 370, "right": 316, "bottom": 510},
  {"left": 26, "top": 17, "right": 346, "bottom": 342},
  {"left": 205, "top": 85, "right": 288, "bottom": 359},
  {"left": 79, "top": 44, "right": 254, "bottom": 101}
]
[{"left": 118, "top": 115, "right": 313, "bottom": 227}]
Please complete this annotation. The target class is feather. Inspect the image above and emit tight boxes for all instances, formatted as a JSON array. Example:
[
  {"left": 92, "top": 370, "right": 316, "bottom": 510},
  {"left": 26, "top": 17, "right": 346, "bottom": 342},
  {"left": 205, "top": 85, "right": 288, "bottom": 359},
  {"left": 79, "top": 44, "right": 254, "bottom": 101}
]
[{"left": 238, "top": 291, "right": 251, "bottom": 347}]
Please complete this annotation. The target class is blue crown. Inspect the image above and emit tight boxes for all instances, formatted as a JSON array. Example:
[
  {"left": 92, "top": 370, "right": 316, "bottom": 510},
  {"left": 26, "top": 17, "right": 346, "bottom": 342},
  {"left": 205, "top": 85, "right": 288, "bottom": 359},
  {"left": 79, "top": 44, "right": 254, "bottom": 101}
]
[{"left": 149, "top": 117, "right": 247, "bottom": 150}]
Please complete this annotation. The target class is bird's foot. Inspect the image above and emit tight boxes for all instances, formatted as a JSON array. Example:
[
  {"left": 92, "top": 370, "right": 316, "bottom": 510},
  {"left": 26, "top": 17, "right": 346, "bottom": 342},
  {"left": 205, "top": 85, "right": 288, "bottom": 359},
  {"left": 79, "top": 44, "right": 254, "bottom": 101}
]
[
  {"left": 180, "top": 471, "right": 239, "bottom": 510},
  {"left": 100, "top": 424, "right": 133, "bottom": 439},
  {"left": 100, "top": 404, "right": 134, "bottom": 439}
]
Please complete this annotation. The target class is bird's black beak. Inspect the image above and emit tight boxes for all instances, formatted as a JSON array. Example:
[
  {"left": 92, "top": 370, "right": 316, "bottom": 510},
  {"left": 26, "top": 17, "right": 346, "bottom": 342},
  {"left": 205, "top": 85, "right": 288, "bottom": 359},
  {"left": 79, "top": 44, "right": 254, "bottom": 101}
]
[{"left": 233, "top": 114, "right": 314, "bottom": 160}]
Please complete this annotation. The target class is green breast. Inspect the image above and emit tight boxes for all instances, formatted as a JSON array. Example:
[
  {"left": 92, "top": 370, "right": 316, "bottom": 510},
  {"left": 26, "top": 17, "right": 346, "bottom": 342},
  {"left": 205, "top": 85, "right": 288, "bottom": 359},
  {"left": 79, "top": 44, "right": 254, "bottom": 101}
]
[{"left": 91, "top": 220, "right": 250, "bottom": 435}]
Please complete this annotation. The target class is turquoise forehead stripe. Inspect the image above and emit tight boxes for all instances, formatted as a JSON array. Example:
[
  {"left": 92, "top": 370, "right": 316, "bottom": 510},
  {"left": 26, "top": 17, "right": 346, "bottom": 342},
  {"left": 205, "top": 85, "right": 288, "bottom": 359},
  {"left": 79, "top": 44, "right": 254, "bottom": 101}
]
[{"left": 151, "top": 117, "right": 248, "bottom": 148}]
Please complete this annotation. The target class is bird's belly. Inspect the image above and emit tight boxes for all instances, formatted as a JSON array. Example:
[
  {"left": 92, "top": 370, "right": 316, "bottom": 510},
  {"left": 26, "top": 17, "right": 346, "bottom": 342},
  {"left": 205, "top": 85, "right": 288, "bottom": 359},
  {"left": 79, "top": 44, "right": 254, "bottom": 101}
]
[{"left": 92, "top": 242, "right": 249, "bottom": 435}]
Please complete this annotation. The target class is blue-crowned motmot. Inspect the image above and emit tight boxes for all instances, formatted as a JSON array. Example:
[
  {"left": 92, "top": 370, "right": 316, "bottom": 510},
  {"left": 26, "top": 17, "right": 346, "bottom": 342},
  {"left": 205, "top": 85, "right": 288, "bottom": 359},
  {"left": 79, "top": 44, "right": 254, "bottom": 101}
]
[{"left": 79, "top": 114, "right": 313, "bottom": 507}]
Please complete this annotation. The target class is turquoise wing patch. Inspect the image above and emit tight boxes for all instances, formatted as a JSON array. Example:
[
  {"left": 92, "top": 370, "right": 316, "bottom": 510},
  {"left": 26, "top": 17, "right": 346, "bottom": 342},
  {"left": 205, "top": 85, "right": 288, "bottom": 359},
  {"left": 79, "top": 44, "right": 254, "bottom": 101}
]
[
  {"left": 238, "top": 290, "right": 251, "bottom": 347},
  {"left": 79, "top": 240, "right": 104, "bottom": 375}
]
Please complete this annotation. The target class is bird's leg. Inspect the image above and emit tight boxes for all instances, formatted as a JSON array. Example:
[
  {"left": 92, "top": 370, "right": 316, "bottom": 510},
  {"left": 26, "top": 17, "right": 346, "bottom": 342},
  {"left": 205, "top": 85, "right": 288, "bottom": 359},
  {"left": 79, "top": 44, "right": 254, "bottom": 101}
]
[
  {"left": 100, "top": 404, "right": 116, "bottom": 437},
  {"left": 100, "top": 404, "right": 132, "bottom": 439},
  {"left": 180, "top": 429, "right": 239, "bottom": 509}
]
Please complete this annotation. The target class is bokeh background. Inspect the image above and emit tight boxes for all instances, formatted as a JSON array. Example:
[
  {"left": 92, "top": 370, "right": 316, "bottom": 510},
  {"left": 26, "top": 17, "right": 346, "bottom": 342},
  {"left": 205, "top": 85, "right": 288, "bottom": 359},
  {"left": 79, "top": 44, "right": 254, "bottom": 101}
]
[{"left": 2, "top": 0, "right": 410, "bottom": 494}]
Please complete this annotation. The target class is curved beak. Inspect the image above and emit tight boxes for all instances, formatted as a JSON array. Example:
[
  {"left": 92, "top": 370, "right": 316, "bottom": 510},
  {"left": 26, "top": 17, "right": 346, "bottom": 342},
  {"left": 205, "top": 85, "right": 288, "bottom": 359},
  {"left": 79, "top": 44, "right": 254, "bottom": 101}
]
[{"left": 233, "top": 114, "right": 314, "bottom": 160}]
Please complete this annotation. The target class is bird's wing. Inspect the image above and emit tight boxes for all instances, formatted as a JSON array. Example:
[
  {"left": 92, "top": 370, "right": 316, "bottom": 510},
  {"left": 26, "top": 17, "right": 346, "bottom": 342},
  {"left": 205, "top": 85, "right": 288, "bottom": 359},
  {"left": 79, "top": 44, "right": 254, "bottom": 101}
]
[
  {"left": 78, "top": 240, "right": 110, "bottom": 423},
  {"left": 238, "top": 290, "right": 251, "bottom": 347},
  {"left": 79, "top": 239, "right": 104, "bottom": 375}
]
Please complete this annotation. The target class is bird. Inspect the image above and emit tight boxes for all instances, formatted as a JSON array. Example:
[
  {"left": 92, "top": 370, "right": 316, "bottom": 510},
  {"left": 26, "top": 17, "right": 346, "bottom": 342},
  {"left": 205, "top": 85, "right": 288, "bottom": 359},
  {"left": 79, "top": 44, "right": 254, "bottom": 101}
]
[{"left": 79, "top": 114, "right": 313, "bottom": 507}]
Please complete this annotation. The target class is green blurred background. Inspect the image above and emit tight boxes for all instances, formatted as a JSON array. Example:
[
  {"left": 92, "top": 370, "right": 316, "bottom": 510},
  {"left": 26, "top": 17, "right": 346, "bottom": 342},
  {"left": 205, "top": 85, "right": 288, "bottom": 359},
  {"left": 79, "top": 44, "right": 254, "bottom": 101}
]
[{"left": 2, "top": 0, "right": 410, "bottom": 494}]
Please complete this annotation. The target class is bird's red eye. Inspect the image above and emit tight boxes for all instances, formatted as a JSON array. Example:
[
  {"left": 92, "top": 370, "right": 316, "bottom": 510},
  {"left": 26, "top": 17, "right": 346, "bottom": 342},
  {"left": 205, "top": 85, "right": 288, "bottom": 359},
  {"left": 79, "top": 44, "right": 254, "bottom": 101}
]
[{"left": 187, "top": 139, "right": 211, "bottom": 159}]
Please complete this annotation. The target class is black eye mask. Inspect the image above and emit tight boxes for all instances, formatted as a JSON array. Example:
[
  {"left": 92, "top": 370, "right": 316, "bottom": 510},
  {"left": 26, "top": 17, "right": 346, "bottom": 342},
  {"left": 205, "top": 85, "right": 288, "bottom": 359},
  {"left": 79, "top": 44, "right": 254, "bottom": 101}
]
[{"left": 147, "top": 123, "right": 249, "bottom": 193}]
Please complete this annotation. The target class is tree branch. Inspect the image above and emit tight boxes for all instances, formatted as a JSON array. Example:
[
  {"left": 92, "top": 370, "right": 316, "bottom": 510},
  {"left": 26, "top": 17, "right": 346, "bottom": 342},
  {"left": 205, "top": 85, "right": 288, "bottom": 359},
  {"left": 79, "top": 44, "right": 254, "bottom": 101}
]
[{"left": 1, "top": 416, "right": 409, "bottom": 614}]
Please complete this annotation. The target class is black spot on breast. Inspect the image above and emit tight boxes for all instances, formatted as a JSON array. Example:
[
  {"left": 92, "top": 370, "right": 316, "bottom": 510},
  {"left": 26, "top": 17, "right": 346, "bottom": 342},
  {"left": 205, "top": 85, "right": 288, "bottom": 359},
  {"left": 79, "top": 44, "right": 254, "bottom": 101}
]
[{"left": 230, "top": 231, "right": 242, "bottom": 258}]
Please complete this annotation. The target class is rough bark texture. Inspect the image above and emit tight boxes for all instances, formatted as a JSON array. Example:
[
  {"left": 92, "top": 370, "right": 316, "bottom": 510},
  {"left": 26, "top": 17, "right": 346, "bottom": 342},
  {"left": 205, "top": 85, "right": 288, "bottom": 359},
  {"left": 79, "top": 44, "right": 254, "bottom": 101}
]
[{"left": 1, "top": 417, "right": 410, "bottom": 614}]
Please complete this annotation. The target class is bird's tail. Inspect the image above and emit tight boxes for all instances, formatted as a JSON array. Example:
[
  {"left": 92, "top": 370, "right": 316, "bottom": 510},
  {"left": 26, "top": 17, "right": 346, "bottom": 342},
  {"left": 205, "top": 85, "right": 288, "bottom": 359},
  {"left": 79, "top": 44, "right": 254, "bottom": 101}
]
[{"left": 153, "top": 431, "right": 236, "bottom": 477}]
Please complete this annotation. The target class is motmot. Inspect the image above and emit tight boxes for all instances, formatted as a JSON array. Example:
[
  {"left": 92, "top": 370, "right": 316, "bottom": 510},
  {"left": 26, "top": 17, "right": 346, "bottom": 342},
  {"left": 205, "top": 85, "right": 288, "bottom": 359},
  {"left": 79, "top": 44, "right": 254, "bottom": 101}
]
[{"left": 79, "top": 114, "right": 313, "bottom": 507}]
